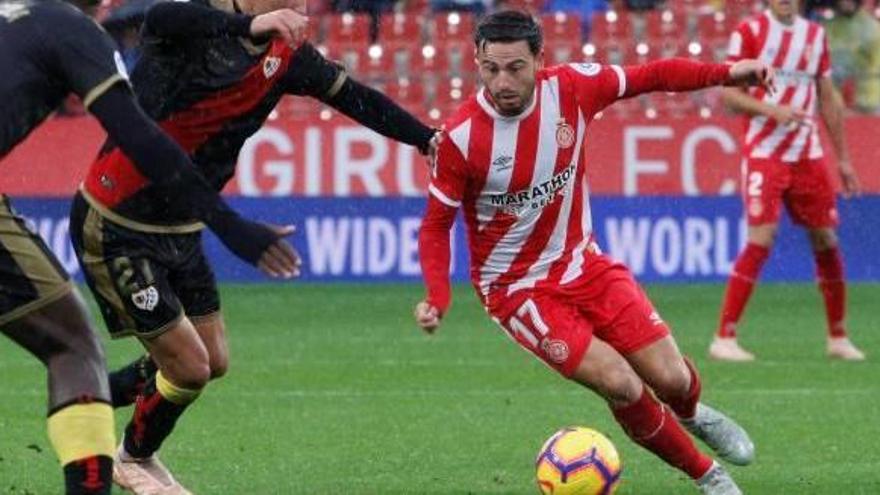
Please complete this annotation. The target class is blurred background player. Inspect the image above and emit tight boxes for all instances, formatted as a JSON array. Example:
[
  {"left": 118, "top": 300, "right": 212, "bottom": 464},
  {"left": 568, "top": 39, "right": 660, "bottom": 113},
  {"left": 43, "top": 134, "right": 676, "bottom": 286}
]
[
  {"left": 68, "top": 0, "right": 440, "bottom": 493},
  {"left": 0, "top": 0, "right": 297, "bottom": 493},
  {"left": 415, "top": 11, "right": 772, "bottom": 495},
  {"left": 709, "top": 0, "right": 866, "bottom": 362},
  {"left": 824, "top": 0, "right": 880, "bottom": 114}
]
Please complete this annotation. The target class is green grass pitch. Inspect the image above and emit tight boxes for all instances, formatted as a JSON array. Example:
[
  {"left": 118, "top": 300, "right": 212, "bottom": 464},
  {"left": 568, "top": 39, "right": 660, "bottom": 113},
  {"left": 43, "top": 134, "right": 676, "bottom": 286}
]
[{"left": 1, "top": 283, "right": 879, "bottom": 494}]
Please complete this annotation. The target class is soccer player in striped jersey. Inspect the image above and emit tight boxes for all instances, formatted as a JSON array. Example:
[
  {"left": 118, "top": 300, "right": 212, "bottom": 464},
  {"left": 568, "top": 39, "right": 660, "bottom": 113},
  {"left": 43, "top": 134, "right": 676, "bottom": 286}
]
[
  {"left": 709, "top": 0, "right": 865, "bottom": 362},
  {"left": 414, "top": 11, "right": 774, "bottom": 495}
]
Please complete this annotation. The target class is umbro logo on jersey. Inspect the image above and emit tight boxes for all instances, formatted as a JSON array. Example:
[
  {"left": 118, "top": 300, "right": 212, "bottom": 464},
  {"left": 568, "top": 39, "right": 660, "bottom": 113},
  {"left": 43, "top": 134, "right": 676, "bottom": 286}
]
[
  {"left": 263, "top": 57, "right": 281, "bottom": 79},
  {"left": 492, "top": 155, "right": 513, "bottom": 171}
]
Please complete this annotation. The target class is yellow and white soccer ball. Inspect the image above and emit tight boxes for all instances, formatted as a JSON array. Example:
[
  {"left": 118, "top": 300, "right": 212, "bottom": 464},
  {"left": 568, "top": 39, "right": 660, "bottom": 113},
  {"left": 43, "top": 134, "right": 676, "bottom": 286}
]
[{"left": 535, "top": 427, "right": 622, "bottom": 495}]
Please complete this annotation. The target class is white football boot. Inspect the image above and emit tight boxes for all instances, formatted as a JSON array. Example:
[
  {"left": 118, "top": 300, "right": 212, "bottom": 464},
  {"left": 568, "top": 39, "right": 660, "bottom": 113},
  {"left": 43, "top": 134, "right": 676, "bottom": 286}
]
[
  {"left": 827, "top": 336, "right": 866, "bottom": 361},
  {"left": 708, "top": 337, "right": 755, "bottom": 362},
  {"left": 681, "top": 403, "right": 755, "bottom": 466},
  {"left": 113, "top": 444, "right": 192, "bottom": 495},
  {"left": 697, "top": 462, "right": 742, "bottom": 495}
]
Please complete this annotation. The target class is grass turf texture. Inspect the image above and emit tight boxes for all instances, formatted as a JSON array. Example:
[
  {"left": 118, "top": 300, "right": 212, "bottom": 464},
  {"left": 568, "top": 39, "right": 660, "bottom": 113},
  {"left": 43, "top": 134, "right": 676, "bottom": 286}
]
[{"left": 1, "top": 283, "right": 878, "bottom": 494}]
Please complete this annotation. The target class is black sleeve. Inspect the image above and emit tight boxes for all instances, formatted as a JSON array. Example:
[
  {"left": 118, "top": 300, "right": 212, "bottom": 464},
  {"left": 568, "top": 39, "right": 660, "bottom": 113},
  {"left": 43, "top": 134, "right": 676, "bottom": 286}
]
[
  {"left": 283, "top": 44, "right": 435, "bottom": 153},
  {"left": 327, "top": 78, "right": 436, "bottom": 154},
  {"left": 143, "top": 0, "right": 253, "bottom": 39},
  {"left": 88, "top": 84, "right": 277, "bottom": 265},
  {"left": 49, "top": 7, "right": 129, "bottom": 108}
]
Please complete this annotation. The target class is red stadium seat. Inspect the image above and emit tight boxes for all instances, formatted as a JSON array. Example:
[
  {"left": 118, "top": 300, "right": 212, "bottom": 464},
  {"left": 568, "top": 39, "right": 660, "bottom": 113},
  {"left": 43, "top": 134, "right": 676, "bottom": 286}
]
[
  {"left": 590, "top": 10, "right": 633, "bottom": 45},
  {"left": 541, "top": 12, "right": 583, "bottom": 43},
  {"left": 403, "top": 0, "right": 430, "bottom": 14},
  {"left": 644, "top": 10, "right": 684, "bottom": 40},
  {"left": 545, "top": 38, "right": 586, "bottom": 65},
  {"left": 413, "top": 44, "right": 453, "bottom": 77},
  {"left": 500, "top": 0, "right": 545, "bottom": 14},
  {"left": 430, "top": 11, "right": 476, "bottom": 46},
  {"left": 324, "top": 12, "right": 372, "bottom": 45},
  {"left": 385, "top": 78, "right": 428, "bottom": 117},
  {"left": 378, "top": 12, "right": 424, "bottom": 46}
]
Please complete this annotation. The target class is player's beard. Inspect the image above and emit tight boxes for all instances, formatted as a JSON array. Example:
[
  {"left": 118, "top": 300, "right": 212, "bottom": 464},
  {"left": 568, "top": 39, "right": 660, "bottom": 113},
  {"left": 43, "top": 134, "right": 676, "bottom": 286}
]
[{"left": 491, "top": 86, "right": 534, "bottom": 117}]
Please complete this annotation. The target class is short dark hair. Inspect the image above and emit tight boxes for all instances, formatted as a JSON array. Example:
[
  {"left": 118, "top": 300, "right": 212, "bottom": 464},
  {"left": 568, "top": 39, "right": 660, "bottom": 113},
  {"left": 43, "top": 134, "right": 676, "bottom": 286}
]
[{"left": 474, "top": 10, "right": 543, "bottom": 56}]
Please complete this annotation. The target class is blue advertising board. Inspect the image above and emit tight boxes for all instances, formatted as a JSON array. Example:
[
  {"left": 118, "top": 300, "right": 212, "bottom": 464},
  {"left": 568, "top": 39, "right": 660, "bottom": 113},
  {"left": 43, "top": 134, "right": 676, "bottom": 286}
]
[{"left": 9, "top": 195, "right": 880, "bottom": 284}]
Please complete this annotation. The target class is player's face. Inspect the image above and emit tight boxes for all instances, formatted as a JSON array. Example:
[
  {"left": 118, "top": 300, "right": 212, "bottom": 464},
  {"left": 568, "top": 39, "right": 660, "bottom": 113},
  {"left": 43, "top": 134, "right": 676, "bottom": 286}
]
[
  {"left": 477, "top": 40, "right": 542, "bottom": 117},
  {"left": 767, "top": 0, "right": 799, "bottom": 20}
]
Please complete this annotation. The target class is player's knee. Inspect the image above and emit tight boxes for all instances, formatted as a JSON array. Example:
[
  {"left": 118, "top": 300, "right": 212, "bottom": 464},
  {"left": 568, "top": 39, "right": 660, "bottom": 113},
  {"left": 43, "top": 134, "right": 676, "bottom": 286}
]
[
  {"left": 749, "top": 225, "right": 778, "bottom": 247},
  {"left": 651, "top": 363, "right": 691, "bottom": 401},
  {"left": 598, "top": 365, "right": 643, "bottom": 406},
  {"left": 209, "top": 353, "right": 229, "bottom": 380},
  {"left": 166, "top": 358, "right": 211, "bottom": 390},
  {"left": 809, "top": 229, "right": 838, "bottom": 252}
]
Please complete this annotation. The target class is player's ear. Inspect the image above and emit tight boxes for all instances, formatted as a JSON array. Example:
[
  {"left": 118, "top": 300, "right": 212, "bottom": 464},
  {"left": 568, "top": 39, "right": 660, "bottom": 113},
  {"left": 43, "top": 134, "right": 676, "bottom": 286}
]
[{"left": 535, "top": 49, "right": 545, "bottom": 70}]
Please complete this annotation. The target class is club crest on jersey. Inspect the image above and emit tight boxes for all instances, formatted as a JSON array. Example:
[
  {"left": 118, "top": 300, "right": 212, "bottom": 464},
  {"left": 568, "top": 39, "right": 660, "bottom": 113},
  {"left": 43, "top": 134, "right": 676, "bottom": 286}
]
[
  {"left": 131, "top": 286, "right": 159, "bottom": 312},
  {"left": 542, "top": 339, "right": 570, "bottom": 364},
  {"left": 263, "top": 56, "right": 282, "bottom": 79},
  {"left": 556, "top": 120, "right": 575, "bottom": 149}
]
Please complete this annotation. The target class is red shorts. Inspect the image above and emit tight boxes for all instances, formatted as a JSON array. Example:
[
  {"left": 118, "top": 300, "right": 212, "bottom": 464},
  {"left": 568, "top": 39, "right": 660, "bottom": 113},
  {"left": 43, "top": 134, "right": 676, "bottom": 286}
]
[
  {"left": 743, "top": 158, "right": 839, "bottom": 228},
  {"left": 485, "top": 254, "right": 670, "bottom": 378}
]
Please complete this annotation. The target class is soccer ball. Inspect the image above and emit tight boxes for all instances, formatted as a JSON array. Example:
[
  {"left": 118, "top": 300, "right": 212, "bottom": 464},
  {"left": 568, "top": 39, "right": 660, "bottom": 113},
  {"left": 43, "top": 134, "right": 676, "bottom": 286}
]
[{"left": 535, "top": 427, "right": 622, "bottom": 495}]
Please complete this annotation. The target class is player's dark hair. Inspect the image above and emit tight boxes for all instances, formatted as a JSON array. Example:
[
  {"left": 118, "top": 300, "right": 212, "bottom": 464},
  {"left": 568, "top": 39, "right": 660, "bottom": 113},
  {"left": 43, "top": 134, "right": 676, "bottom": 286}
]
[{"left": 474, "top": 10, "right": 543, "bottom": 56}]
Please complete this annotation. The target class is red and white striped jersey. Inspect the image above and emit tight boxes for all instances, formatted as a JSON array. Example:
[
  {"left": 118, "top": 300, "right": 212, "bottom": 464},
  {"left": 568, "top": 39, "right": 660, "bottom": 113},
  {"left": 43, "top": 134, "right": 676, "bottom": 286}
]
[
  {"left": 429, "top": 63, "right": 621, "bottom": 304},
  {"left": 420, "top": 58, "right": 731, "bottom": 313},
  {"left": 726, "top": 11, "right": 832, "bottom": 162}
]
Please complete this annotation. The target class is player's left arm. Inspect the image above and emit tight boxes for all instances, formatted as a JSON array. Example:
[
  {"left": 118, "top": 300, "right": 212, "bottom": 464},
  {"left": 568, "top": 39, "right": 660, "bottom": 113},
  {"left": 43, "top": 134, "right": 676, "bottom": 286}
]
[
  {"left": 283, "top": 43, "right": 438, "bottom": 155},
  {"left": 620, "top": 58, "right": 775, "bottom": 98},
  {"left": 817, "top": 76, "right": 860, "bottom": 197}
]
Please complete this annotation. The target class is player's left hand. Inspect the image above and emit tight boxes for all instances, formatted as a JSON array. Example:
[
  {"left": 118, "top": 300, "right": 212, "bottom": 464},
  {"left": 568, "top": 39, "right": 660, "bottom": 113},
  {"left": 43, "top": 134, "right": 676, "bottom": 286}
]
[
  {"left": 838, "top": 160, "right": 862, "bottom": 198},
  {"left": 424, "top": 130, "right": 443, "bottom": 168},
  {"left": 414, "top": 301, "right": 442, "bottom": 334},
  {"left": 727, "top": 59, "right": 776, "bottom": 95},
  {"left": 256, "top": 225, "right": 302, "bottom": 279}
]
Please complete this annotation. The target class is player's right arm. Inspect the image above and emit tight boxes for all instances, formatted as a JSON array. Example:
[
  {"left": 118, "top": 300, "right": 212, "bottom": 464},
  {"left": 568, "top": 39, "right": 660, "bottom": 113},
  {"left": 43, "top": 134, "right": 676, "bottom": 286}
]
[
  {"left": 51, "top": 10, "right": 299, "bottom": 277},
  {"left": 144, "top": 0, "right": 308, "bottom": 46},
  {"left": 721, "top": 22, "right": 806, "bottom": 127},
  {"left": 415, "top": 134, "right": 467, "bottom": 333}
]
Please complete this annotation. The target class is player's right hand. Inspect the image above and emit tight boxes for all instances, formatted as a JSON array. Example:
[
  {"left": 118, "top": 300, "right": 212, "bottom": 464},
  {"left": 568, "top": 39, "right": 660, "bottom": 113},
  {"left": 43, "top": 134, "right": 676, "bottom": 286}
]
[
  {"left": 770, "top": 105, "right": 809, "bottom": 130},
  {"left": 250, "top": 9, "right": 309, "bottom": 47},
  {"left": 414, "top": 301, "right": 442, "bottom": 334},
  {"left": 256, "top": 225, "right": 302, "bottom": 279}
]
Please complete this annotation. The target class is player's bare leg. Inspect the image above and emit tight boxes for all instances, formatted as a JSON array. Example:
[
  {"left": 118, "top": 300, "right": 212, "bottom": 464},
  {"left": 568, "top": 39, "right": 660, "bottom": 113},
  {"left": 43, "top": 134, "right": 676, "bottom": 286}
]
[
  {"left": 3, "top": 291, "right": 116, "bottom": 495},
  {"left": 570, "top": 337, "right": 734, "bottom": 490},
  {"left": 628, "top": 336, "right": 755, "bottom": 465},
  {"left": 191, "top": 312, "right": 230, "bottom": 379},
  {"left": 711, "top": 223, "right": 778, "bottom": 362},
  {"left": 807, "top": 228, "right": 865, "bottom": 360},
  {"left": 113, "top": 318, "right": 209, "bottom": 495}
]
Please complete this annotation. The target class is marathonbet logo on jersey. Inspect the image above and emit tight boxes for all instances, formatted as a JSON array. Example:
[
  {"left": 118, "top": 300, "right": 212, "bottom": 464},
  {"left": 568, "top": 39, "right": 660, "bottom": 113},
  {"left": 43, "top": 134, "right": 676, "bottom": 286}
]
[{"left": 490, "top": 164, "right": 576, "bottom": 216}]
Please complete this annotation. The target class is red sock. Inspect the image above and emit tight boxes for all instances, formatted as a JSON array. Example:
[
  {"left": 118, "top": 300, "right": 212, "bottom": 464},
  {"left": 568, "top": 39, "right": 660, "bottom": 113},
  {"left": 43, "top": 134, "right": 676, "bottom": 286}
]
[
  {"left": 663, "top": 357, "right": 701, "bottom": 421},
  {"left": 815, "top": 247, "right": 846, "bottom": 338},
  {"left": 612, "top": 388, "right": 713, "bottom": 480},
  {"left": 718, "top": 243, "right": 770, "bottom": 337}
]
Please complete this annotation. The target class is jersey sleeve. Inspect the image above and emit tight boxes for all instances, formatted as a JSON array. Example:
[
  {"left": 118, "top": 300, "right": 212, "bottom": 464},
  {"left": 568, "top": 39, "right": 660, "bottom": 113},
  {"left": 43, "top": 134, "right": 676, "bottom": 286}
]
[
  {"left": 563, "top": 62, "right": 626, "bottom": 114},
  {"left": 428, "top": 132, "right": 468, "bottom": 209},
  {"left": 726, "top": 22, "right": 757, "bottom": 64},
  {"left": 49, "top": 8, "right": 129, "bottom": 108},
  {"left": 282, "top": 43, "right": 348, "bottom": 99}
]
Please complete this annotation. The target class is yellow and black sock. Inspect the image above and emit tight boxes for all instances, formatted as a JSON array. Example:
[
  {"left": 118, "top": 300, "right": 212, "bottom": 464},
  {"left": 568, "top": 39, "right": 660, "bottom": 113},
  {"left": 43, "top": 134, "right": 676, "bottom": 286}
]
[
  {"left": 47, "top": 403, "right": 115, "bottom": 494},
  {"left": 123, "top": 370, "right": 202, "bottom": 458}
]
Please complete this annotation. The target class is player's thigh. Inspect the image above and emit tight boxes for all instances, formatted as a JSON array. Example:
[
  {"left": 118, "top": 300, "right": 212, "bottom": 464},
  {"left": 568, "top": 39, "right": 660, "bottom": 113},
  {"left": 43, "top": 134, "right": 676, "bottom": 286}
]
[
  {"left": 70, "top": 197, "right": 186, "bottom": 340},
  {"left": 139, "top": 316, "right": 210, "bottom": 390},
  {"left": 569, "top": 337, "right": 644, "bottom": 407},
  {"left": 624, "top": 335, "right": 691, "bottom": 400},
  {"left": 743, "top": 158, "right": 789, "bottom": 228},
  {"left": 785, "top": 158, "right": 839, "bottom": 230},
  {"left": 0, "top": 195, "right": 73, "bottom": 328},
  {"left": 580, "top": 266, "right": 670, "bottom": 356},
  {"left": 490, "top": 292, "right": 593, "bottom": 378},
  {"left": 168, "top": 241, "right": 227, "bottom": 378}
]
